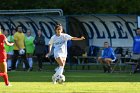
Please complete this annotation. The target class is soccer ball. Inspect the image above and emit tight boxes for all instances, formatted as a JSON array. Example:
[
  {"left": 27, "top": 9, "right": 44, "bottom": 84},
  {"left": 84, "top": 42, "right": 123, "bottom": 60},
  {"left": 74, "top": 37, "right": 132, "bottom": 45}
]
[
  {"left": 19, "top": 49, "right": 25, "bottom": 55},
  {"left": 56, "top": 74, "right": 65, "bottom": 84}
]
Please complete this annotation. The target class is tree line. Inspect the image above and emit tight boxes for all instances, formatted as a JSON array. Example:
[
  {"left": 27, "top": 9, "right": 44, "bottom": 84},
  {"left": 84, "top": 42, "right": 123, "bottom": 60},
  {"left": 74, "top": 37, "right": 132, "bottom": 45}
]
[{"left": 0, "top": 0, "right": 139, "bottom": 15}]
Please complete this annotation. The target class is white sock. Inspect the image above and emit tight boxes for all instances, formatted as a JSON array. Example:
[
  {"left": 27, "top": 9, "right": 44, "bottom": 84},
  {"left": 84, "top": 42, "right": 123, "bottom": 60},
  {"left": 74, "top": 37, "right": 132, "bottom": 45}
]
[
  {"left": 54, "top": 66, "right": 59, "bottom": 72},
  {"left": 23, "top": 63, "right": 25, "bottom": 69},
  {"left": 16, "top": 60, "right": 19, "bottom": 68},
  {"left": 54, "top": 66, "right": 64, "bottom": 77},
  {"left": 28, "top": 58, "right": 33, "bottom": 68},
  {"left": 7, "top": 59, "right": 12, "bottom": 69}
]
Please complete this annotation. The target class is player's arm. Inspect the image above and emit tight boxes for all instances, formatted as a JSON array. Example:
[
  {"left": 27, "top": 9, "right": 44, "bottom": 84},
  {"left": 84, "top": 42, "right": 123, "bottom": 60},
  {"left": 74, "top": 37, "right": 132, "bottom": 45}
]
[
  {"left": 5, "top": 38, "right": 14, "bottom": 46},
  {"left": 111, "top": 48, "right": 116, "bottom": 61},
  {"left": 71, "top": 36, "right": 85, "bottom": 40},
  {"left": 45, "top": 44, "right": 52, "bottom": 58}
]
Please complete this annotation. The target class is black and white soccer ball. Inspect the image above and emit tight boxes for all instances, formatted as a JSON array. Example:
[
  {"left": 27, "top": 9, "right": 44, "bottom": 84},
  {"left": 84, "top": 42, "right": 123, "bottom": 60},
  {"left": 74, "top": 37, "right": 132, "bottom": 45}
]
[
  {"left": 19, "top": 49, "right": 25, "bottom": 55},
  {"left": 56, "top": 74, "right": 65, "bottom": 84}
]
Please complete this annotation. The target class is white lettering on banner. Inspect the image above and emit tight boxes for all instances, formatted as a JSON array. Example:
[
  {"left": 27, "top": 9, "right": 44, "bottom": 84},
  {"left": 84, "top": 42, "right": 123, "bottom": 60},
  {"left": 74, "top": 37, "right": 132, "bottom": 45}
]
[
  {"left": 0, "top": 15, "right": 137, "bottom": 47},
  {"left": 75, "top": 15, "right": 137, "bottom": 47},
  {"left": 0, "top": 16, "right": 66, "bottom": 45}
]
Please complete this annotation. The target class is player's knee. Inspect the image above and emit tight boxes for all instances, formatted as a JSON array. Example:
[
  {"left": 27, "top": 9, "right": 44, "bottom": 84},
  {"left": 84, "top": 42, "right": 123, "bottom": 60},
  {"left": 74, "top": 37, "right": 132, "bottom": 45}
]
[
  {"left": 58, "top": 62, "right": 64, "bottom": 67},
  {"left": 98, "top": 57, "right": 103, "bottom": 64},
  {"left": 98, "top": 57, "right": 102, "bottom": 61},
  {"left": 104, "top": 58, "right": 111, "bottom": 64},
  {"left": 105, "top": 58, "right": 110, "bottom": 61}
]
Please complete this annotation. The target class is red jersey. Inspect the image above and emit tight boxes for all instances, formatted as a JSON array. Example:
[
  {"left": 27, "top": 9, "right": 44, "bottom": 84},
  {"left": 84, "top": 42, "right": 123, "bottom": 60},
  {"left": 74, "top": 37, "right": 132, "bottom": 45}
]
[
  {"left": 0, "top": 34, "right": 7, "bottom": 62},
  {"left": 0, "top": 34, "right": 6, "bottom": 51}
]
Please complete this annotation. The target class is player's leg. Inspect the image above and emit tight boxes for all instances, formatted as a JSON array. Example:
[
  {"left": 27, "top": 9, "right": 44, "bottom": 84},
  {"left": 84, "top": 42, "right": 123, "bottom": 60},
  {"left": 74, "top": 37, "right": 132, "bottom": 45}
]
[
  {"left": 98, "top": 57, "right": 104, "bottom": 64},
  {"left": 15, "top": 59, "right": 19, "bottom": 69},
  {"left": 37, "top": 54, "right": 43, "bottom": 71},
  {"left": 23, "top": 53, "right": 29, "bottom": 71},
  {"left": 22, "top": 63, "right": 25, "bottom": 70},
  {"left": 7, "top": 52, "right": 14, "bottom": 71},
  {"left": 55, "top": 57, "right": 65, "bottom": 75},
  {"left": 11, "top": 50, "right": 19, "bottom": 70},
  {"left": 105, "top": 58, "right": 112, "bottom": 73},
  {"left": 21, "top": 49, "right": 29, "bottom": 71},
  {"left": 52, "top": 57, "right": 66, "bottom": 84},
  {"left": 7, "top": 54, "right": 11, "bottom": 70},
  {"left": 98, "top": 57, "right": 107, "bottom": 72},
  {"left": 28, "top": 53, "right": 33, "bottom": 70},
  {"left": 62, "top": 57, "right": 66, "bottom": 67},
  {"left": 134, "top": 58, "right": 140, "bottom": 73},
  {"left": 0, "top": 62, "right": 11, "bottom": 86}
]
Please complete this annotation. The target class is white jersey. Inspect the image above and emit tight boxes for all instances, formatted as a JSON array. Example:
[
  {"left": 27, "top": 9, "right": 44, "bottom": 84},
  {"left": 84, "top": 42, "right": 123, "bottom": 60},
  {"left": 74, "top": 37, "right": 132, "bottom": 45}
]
[{"left": 49, "top": 33, "right": 72, "bottom": 58}]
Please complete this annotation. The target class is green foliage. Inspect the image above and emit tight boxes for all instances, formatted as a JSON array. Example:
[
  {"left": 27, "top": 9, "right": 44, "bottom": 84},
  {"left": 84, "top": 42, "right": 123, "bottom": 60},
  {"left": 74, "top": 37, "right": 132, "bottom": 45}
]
[{"left": 0, "top": 0, "right": 140, "bottom": 15}]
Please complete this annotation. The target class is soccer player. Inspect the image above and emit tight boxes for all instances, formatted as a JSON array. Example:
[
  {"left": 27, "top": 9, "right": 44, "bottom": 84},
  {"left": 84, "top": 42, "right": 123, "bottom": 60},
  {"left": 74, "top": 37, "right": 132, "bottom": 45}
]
[
  {"left": 46, "top": 24, "right": 85, "bottom": 84},
  {"left": 133, "top": 28, "right": 140, "bottom": 73},
  {"left": 3, "top": 29, "right": 15, "bottom": 71},
  {"left": 0, "top": 28, "right": 14, "bottom": 86},
  {"left": 98, "top": 42, "right": 116, "bottom": 73},
  {"left": 24, "top": 29, "right": 35, "bottom": 71},
  {"left": 11, "top": 25, "right": 29, "bottom": 71}
]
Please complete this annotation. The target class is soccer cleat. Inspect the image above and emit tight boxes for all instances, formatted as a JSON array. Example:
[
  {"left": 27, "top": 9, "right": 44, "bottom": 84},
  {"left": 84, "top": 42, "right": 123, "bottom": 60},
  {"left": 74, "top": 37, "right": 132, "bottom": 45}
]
[
  {"left": 6, "top": 83, "right": 12, "bottom": 87},
  {"left": 52, "top": 75, "right": 57, "bottom": 84}
]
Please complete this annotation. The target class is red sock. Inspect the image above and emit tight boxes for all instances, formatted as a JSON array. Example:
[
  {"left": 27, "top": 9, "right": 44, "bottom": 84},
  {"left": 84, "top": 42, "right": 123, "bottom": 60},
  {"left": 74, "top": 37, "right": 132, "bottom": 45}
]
[{"left": 0, "top": 72, "right": 9, "bottom": 85}]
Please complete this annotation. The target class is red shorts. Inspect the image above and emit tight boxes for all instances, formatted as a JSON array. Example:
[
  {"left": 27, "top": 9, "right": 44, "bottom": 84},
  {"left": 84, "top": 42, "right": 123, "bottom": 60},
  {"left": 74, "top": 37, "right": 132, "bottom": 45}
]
[{"left": 0, "top": 50, "right": 7, "bottom": 62}]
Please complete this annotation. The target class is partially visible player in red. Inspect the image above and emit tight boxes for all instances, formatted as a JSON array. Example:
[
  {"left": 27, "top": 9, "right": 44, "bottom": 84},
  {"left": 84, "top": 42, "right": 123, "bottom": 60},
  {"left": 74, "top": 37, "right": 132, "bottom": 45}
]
[{"left": 0, "top": 28, "right": 14, "bottom": 86}]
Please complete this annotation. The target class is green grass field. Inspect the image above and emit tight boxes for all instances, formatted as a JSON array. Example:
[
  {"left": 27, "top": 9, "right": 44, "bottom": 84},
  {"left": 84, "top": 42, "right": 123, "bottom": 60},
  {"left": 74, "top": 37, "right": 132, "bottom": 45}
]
[{"left": 0, "top": 71, "right": 140, "bottom": 93}]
